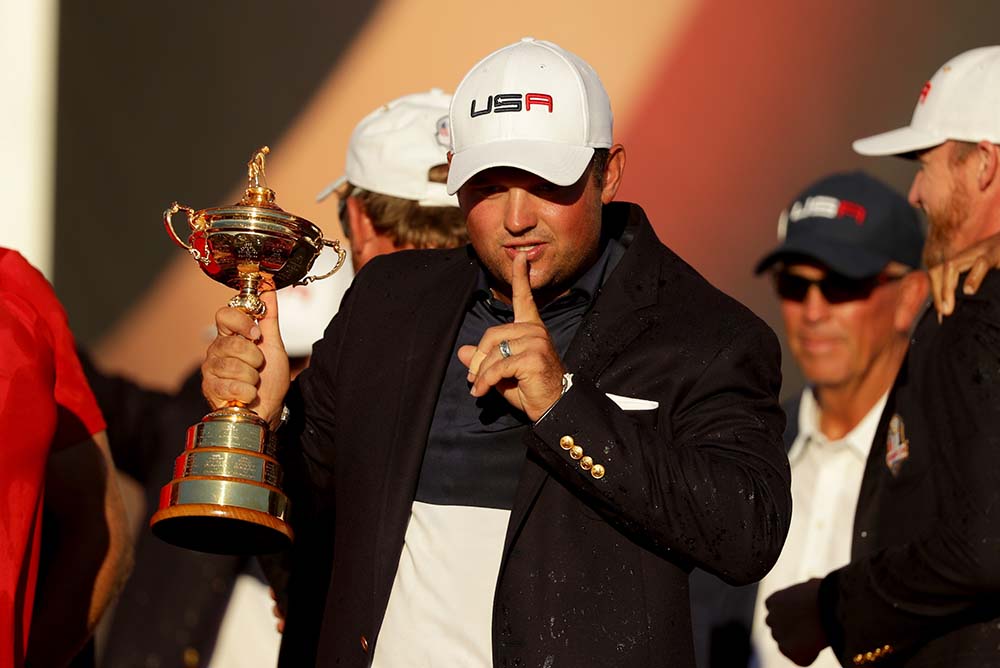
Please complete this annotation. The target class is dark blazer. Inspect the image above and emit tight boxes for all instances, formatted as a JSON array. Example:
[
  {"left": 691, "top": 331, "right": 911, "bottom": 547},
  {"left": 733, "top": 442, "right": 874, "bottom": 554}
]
[
  {"left": 688, "top": 394, "right": 801, "bottom": 668},
  {"left": 281, "top": 202, "right": 791, "bottom": 667},
  {"left": 819, "top": 274, "right": 1000, "bottom": 666}
]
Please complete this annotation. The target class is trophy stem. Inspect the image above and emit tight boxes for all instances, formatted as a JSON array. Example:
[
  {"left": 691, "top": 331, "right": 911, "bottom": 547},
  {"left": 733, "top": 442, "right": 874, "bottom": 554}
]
[{"left": 228, "top": 272, "right": 266, "bottom": 318}]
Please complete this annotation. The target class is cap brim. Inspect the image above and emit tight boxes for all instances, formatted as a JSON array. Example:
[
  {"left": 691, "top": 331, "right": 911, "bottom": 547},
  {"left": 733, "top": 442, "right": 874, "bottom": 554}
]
[
  {"left": 754, "top": 237, "right": 891, "bottom": 279},
  {"left": 316, "top": 175, "right": 348, "bottom": 202},
  {"left": 446, "top": 140, "right": 595, "bottom": 194},
  {"left": 852, "top": 125, "right": 946, "bottom": 157}
]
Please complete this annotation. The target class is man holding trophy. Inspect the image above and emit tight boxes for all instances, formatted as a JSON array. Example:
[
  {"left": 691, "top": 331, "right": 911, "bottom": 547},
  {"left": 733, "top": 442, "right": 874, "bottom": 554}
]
[{"left": 202, "top": 37, "right": 792, "bottom": 667}]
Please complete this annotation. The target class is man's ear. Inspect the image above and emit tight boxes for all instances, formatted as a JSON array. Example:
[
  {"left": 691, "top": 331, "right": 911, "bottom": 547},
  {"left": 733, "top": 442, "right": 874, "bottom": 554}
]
[
  {"left": 895, "top": 270, "right": 930, "bottom": 333},
  {"left": 601, "top": 144, "right": 626, "bottom": 204},
  {"left": 346, "top": 197, "right": 375, "bottom": 246},
  {"left": 976, "top": 140, "right": 999, "bottom": 191}
]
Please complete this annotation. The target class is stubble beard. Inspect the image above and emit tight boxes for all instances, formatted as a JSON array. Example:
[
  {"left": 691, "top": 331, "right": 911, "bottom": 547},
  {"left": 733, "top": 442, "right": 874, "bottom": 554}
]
[{"left": 922, "top": 181, "right": 971, "bottom": 268}]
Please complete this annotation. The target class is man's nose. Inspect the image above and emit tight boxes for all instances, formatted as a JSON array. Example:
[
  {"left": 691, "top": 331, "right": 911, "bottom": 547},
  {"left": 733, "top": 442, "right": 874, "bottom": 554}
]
[
  {"left": 907, "top": 172, "right": 922, "bottom": 208},
  {"left": 802, "top": 285, "right": 830, "bottom": 321},
  {"left": 504, "top": 189, "right": 536, "bottom": 234}
]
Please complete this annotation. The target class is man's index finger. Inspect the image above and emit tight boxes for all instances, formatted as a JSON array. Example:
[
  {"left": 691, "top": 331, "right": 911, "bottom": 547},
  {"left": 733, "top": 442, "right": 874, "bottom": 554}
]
[{"left": 512, "top": 252, "right": 541, "bottom": 323}]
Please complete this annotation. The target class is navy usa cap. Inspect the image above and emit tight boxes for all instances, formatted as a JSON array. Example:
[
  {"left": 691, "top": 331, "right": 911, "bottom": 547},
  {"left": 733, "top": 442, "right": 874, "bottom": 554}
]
[{"left": 754, "top": 171, "right": 925, "bottom": 279}]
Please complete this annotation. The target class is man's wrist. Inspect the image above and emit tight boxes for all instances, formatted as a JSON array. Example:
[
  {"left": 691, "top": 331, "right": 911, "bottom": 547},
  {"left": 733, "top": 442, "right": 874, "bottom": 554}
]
[
  {"left": 535, "top": 373, "right": 574, "bottom": 424},
  {"left": 269, "top": 404, "right": 290, "bottom": 432}
]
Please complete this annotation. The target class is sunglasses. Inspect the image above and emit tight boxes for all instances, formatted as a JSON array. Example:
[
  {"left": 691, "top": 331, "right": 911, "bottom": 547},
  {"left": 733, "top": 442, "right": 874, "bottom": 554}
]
[{"left": 773, "top": 271, "right": 903, "bottom": 304}]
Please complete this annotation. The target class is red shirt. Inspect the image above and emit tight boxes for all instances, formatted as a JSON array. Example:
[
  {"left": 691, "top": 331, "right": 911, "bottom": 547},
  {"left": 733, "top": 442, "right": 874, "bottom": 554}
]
[{"left": 0, "top": 249, "right": 105, "bottom": 666}]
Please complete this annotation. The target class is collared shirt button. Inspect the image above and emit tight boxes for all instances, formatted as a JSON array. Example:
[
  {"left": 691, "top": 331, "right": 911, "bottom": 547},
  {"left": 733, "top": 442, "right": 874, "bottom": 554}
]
[
  {"left": 182, "top": 647, "right": 199, "bottom": 667},
  {"left": 569, "top": 445, "right": 584, "bottom": 460},
  {"left": 560, "top": 435, "right": 574, "bottom": 450},
  {"left": 579, "top": 455, "right": 593, "bottom": 470},
  {"left": 360, "top": 634, "right": 369, "bottom": 652},
  {"left": 590, "top": 464, "right": 605, "bottom": 479}
]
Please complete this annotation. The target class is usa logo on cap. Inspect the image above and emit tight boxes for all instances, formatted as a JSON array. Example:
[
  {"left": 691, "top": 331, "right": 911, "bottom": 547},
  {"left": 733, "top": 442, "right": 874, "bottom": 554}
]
[{"left": 435, "top": 115, "right": 450, "bottom": 149}]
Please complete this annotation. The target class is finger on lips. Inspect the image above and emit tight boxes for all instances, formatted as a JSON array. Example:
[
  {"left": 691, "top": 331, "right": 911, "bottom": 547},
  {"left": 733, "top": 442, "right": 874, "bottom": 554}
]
[{"left": 511, "top": 253, "right": 542, "bottom": 324}]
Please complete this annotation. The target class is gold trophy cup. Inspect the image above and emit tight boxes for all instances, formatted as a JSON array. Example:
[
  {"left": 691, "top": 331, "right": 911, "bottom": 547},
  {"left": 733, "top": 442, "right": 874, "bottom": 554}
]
[{"left": 150, "top": 146, "right": 346, "bottom": 554}]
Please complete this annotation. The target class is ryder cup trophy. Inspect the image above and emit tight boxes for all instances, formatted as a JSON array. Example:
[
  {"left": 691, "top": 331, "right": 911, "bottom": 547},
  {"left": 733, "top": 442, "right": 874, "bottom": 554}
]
[{"left": 150, "top": 146, "right": 346, "bottom": 554}]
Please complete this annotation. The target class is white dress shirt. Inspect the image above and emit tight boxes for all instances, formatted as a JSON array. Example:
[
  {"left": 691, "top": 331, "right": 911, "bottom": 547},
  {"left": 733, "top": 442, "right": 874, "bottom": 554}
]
[{"left": 751, "top": 387, "right": 888, "bottom": 668}]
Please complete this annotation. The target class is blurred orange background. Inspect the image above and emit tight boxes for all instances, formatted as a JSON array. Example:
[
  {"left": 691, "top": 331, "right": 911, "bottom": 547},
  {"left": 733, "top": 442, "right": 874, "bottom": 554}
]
[{"left": 46, "top": 0, "right": 996, "bottom": 397}]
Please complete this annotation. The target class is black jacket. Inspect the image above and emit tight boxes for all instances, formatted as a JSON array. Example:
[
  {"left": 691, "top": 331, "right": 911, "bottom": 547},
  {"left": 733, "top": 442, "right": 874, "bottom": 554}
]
[
  {"left": 688, "top": 394, "right": 800, "bottom": 668},
  {"left": 281, "top": 201, "right": 791, "bottom": 667},
  {"left": 820, "top": 274, "right": 1000, "bottom": 666}
]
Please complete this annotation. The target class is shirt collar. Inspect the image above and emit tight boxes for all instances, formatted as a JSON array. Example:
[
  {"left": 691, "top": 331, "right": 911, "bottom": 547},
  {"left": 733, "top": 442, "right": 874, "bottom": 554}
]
[{"left": 789, "top": 387, "right": 889, "bottom": 463}]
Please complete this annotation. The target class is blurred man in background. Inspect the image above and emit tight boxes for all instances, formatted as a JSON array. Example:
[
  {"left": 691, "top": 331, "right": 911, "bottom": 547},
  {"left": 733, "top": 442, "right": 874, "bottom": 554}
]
[
  {"left": 755, "top": 173, "right": 925, "bottom": 668},
  {"left": 767, "top": 45, "right": 1000, "bottom": 667},
  {"left": 315, "top": 87, "right": 467, "bottom": 274},
  {"left": 691, "top": 172, "right": 927, "bottom": 668}
]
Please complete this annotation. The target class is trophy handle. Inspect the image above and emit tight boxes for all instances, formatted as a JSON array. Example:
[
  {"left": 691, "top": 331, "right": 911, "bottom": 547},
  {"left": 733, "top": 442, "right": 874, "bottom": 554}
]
[
  {"left": 296, "top": 239, "right": 347, "bottom": 286},
  {"left": 164, "top": 202, "right": 212, "bottom": 264}
]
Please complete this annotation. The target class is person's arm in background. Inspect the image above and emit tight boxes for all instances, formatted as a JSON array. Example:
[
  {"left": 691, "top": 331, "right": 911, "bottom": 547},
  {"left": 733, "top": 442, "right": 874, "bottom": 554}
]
[
  {"left": 928, "top": 231, "right": 1000, "bottom": 317},
  {"left": 26, "top": 430, "right": 133, "bottom": 667},
  {"left": 0, "top": 249, "right": 134, "bottom": 667}
]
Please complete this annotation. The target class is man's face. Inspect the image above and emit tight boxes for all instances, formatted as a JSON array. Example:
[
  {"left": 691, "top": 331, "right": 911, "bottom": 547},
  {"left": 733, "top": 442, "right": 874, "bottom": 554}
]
[
  {"left": 458, "top": 165, "right": 604, "bottom": 304},
  {"left": 909, "top": 142, "right": 973, "bottom": 267},
  {"left": 778, "top": 263, "right": 904, "bottom": 391}
]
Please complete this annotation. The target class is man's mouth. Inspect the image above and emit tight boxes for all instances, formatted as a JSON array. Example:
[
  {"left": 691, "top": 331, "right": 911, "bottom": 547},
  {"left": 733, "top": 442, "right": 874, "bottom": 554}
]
[{"left": 504, "top": 243, "right": 545, "bottom": 261}]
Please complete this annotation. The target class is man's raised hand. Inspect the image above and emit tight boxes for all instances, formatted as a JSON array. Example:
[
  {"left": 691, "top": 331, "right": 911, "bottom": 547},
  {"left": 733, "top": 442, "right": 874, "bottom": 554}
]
[
  {"left": 201, "top": 289, "right": 290, "bottom": 427},
  {"left": 929, "top": 231, "right": 1000, "bottom": 318},
  {"left": 457, "top": 253, "right": 566, "bottom": 422}
]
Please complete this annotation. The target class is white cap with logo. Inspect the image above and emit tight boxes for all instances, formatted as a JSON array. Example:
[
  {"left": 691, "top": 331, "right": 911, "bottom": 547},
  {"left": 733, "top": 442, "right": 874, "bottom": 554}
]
[
  {"left": 317, "top": 89, "right": 457, "bottom": 207},
  {"left": 854, "top": 46, "right": 1000, "bottom": 156},
  {"left": 446, "top": 37, "right": 613, "bottom": 194}
]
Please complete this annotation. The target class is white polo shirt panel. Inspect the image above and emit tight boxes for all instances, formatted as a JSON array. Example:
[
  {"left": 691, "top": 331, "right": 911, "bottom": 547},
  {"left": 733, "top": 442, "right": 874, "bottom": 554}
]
[{"left": 372, "top": 502, "right": 509, "bottom": 668}]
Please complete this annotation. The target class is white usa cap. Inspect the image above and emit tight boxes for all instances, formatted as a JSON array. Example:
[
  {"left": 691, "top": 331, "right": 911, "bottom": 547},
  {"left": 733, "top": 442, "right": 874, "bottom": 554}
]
[
  {"left": 446, "top": 37, "right": 613, "bottom": 194},
  {"left": 854, "top": 46, "right": 1000, "bottom": 157},
  {"left": 317, "top": 89, "right": 457, "bottom": 207}
]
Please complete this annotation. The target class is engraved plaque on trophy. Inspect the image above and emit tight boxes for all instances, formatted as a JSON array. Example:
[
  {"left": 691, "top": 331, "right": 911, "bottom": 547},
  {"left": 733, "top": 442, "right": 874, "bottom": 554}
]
[{"left": 150, "top": 147, "right": 346, "bottom": 554}]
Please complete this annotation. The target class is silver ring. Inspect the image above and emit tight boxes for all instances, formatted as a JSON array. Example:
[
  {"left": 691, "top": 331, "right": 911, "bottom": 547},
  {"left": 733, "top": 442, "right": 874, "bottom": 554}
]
[{"left": 499, "top": 339, "right": 512, "bottom": 359}]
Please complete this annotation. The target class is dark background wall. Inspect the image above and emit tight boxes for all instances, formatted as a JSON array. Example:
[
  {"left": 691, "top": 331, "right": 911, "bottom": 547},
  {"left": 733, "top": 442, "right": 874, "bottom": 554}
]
[
  {"left": 51, "top": 0, "right": 1000, "bottom": 396},
  {"left": 54, "top": 1, "right": 377, "bottom": 345}
]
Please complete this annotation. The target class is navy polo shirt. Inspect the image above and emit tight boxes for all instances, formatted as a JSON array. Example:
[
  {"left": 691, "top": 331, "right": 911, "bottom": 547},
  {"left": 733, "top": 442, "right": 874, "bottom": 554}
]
[{"left": 415, "top": 238, "right": 624, "bottom": 510}]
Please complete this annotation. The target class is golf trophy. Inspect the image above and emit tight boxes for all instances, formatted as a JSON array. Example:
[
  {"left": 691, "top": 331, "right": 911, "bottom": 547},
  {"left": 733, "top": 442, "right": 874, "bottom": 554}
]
[{"left": 151, "top": 146, "right": 346, "bottom": 554}]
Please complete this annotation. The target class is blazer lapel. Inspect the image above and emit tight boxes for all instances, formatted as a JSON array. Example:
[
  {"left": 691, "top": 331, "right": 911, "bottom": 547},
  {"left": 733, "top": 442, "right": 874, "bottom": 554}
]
[{"left": 501, "top": 207, "right": 663, "bottom": 564}]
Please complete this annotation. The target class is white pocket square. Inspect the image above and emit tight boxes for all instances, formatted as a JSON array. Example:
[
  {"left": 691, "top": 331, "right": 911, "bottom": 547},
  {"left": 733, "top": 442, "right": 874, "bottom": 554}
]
[{"left": 605, "top": 393, "right": 659, "bottom": 411}]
